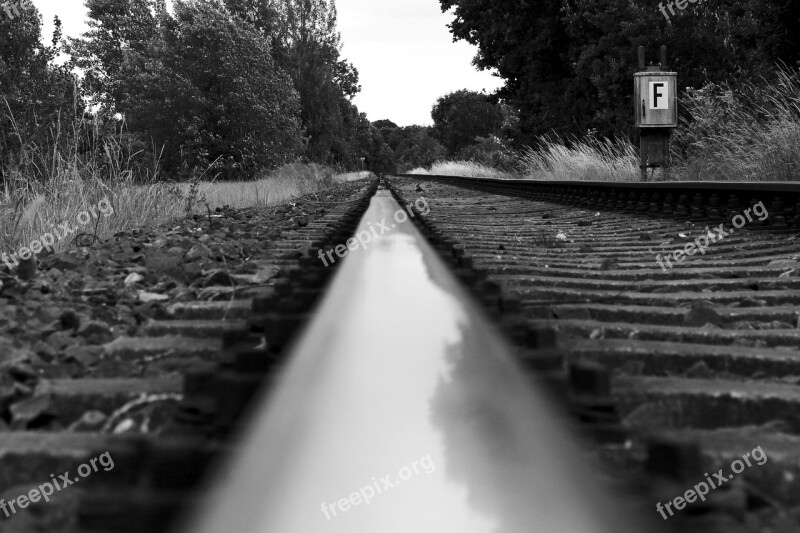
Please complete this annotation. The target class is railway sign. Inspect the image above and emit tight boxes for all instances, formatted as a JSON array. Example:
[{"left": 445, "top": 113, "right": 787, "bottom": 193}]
[
  {"left": 634, "top": 46, "right": 678, "bottom": 181},
  {"left": 634, "top": 72, "right": 677, "bottom": 127}
]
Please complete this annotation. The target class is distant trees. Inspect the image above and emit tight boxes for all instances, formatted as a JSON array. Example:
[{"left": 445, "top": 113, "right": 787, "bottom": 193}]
[
  {"left": 58, "top": 0, "right": 377, "bottom": 179},
  {"left": 369, "top": 91, "right": 517, "bottom": 172},
  {"left": 119, "top": 1, "right": 304, "bottom": 178},
  {"left": 454, "top": 136, "right": 520, "bottom": 172},
  {"left": 431, "top": 90, "right": 506, "bottom": 155},
  {"left": 225, "top": 0, "right": 368, "bottom": 166},
  {"left": 395, "top": 127, "right": 448, "bottom": 171},
  {"left": 366, "top": 121, "right": 447, "bottom": 172},
  {"left": 440, "top": 0, "right": 800, "bottom": 144}
]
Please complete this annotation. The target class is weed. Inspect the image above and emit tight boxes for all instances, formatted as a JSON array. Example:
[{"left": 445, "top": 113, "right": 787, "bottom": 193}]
[
  {"left": 407, "top": 161, "right": 515, "bottom": 179},
  {"left": 531, "top": 229, "right": 564, "bottom": 248}
]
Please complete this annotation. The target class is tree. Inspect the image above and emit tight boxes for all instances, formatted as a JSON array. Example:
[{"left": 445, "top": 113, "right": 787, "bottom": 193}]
[
  {"left": 440, "top": 0, "right": 800, "bottom": 143},
  {"left": 440, "top": 0, "right": 569, "bottom": 143},
  {"left": 431, "top": 89, "right": 506, "bottom": 155},
  {"left": 455, "top": 136, "right": 520, "bottom": 172},
  {"left": 67, "top": 0, "right": 165, "bottom": 109},
  {"left": 394, "top": 127, "right": 447, "bottom": 171},
  {"left": 1, "top": 3, "right": 80, "bottom": 180},
  {"left": 226, "top": 0, "right": 363, "bottom": 164},
  {"left": 115, "top": 0, "right": 304, "bottom": 178}
]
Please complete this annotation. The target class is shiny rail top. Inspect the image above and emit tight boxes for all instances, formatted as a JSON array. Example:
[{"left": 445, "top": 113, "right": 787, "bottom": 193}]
[{"left": 177, "top": 187, "right": 651, "bottom": 533}]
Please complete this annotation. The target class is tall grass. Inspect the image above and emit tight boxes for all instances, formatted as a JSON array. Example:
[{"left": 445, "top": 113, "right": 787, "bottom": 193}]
[
  {"left": 1, "top": 112, "right": 354, "bottom": 257},
  {"left": 335, "top": 170, "right": 374, "bottom": 182},
  {"left": 187, "top": 164, "right": 369, "bottom": 210},
  {"left": 414, "top": 138, "right": 637, "bottom": 182},
  {"left": 0, "top": 113, "right": 181, "bottom": 256},
  {"left": 520, "top": 135, "right": 639, "bottom": 181},
  {"left": 407, "top": 161, "right": 515, "bottom": 179},
  {"left": 674, "top": 66, "right": 800, "bottom": 181}
]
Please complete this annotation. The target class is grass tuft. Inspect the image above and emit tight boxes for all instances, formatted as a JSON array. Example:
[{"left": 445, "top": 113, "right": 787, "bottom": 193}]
[
  {"left": 186, "top": 163, "right": 341, "bottom": 210},
  {"left": 673, "top": 66, "right": 800, "bottom": 181},
  {"left": 520, "top": 135, "right": 639, "bottom": 181},
  {"left": 1, "top": 106, "right": 359, "bottom": 257},
  {"left": 407, "top": 161, "right": 515, "bottom": 179}
]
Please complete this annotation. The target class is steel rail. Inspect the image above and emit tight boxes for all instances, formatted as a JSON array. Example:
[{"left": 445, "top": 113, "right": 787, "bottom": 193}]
[
  {"left": 395, "top": 173, "right": 800, "bottom": 228},
  {"left": 394, "top": 173, "right": 800, "bottom": 194},
  {"left": 174, "top": 183, "right": 656, "bottom": 533}
]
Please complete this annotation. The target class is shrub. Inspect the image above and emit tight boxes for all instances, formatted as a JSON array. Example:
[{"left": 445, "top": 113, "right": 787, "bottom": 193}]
[
  {"left": 673, "top": 67, "right": 800, "bottom": 181},
  {"left": 520, "top": 134, "right": 638, "bottom": 181},
  {"left": 454, "top": 136, "right": 522, "bottom": 172},
  {"left": 407, "top": 161, "right": 513, "bottom": 179}
]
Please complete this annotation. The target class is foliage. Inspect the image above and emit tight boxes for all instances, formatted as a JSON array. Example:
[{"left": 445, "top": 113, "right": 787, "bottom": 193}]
[
  {"left": 440, "top": 0, "right": 800, "bottom": 144},
  {"left": 361, "top": 124, "right": 396, "bottom": 174},
  {"left": 431, "top": 89, "right": 508, "bottom": 155},
  {"left": 66, "top": 0, "right": 165, "bottom": 109},
  {"left": 454, "top": 135, "right": 521, "bottom": 172},
  {"left": 408, "top": 160, "right": 513, "bottom": 179},
  {"left": 520, "top": 134, "right": 638, "bottom": 181},
  {"left": 1, "top": 3, "right": 82, "bottom": 183},
  {"left": 393, "top": 127, "right": 448, "bottom": 172},
  {"left": 226, "top": 0, "right": 366, "bottom": 166},
  {"left": 66, "top": 0, "right": 375, "bottom": 178},
  {"left": 672, "top": 66, "right": 800, "bottom": 181},
  {"left": 373, "top": 120, "right": 401, "bottom": 150},
  {"left": 71, "top": 0, "right": 304, "bottom": 180}
]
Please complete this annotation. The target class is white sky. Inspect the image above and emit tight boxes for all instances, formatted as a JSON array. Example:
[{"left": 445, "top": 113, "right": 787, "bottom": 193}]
[{"left": 32, "top": 0, "right": 503, "bottom": 126}]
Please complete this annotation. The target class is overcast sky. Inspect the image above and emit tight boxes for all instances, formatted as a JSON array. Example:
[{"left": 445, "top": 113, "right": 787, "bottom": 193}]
[{"left": 32, "top": 0, "right": 502, "bottom": 126}]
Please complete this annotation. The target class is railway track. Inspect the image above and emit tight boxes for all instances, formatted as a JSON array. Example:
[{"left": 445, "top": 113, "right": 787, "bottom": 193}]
[
  {"left": 386, "top": 174, "right": 800, "bottom": 533},
  {"left": 3, "top": 172, "right": 800, "bottom": 532},
  {"left": 0, "top": 178, "right": 379, "bottom": 532}
]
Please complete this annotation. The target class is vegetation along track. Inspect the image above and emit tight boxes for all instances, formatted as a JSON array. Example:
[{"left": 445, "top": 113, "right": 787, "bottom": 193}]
[
  {"left": 389, "top": 174, "right": 800, "bottom": 533},
  {"left": 0, "top": 178, "right": 378, "bottom": 532}
]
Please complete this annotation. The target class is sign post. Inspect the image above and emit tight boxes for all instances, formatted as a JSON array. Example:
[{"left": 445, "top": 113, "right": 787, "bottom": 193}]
[{"left": 634, "top": 46, "right": 677, "bottom": 181}]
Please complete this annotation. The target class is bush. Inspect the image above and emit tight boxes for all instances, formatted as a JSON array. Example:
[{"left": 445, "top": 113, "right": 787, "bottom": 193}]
[
  {"left": 407, "top": 161, "right": 514, "bottom": 179},
  {"left": 454, "top": 136, "right": 522, "bottom": 172},
  {"left": 1, "top": 6, "right": 83, "bottom": 185},
  {"left": 520, "top": 134, "right": 638, "bottom": 181},
  {"left": 673, "top": 67, "right": 800, "bottom": 181},
  {"left": 395, "top": 129, "right": 447, "bottom": 172}
]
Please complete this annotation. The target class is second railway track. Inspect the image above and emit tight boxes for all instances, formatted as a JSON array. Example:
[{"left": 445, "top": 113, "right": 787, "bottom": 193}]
[{"left": 387, "top": 174, "right": 800, "bottom": 533}]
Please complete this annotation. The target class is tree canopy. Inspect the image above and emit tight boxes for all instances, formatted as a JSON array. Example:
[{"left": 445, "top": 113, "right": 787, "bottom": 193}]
[
  {"left": 440, "top": 0, "right": 800, "bottom": 144},
  {"left": 431, "top": 89, "right": 508, "bottom": 155},
  {"left": 58, "top": 0, "right": 379, "bottom": 178}
]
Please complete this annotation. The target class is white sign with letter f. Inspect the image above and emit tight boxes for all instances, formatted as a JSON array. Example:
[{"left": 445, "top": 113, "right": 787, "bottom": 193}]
[{"left": 649, "top": 81, "right": 669, "bottom": 110}]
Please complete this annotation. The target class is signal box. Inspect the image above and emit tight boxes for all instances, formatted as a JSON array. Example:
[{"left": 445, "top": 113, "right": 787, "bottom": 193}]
[
  {"left": 634, "top": 71, "right": 677, "bottom": 128},
  {"left": 634, "top": 46, "right": 677, "bottom": 180}
]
